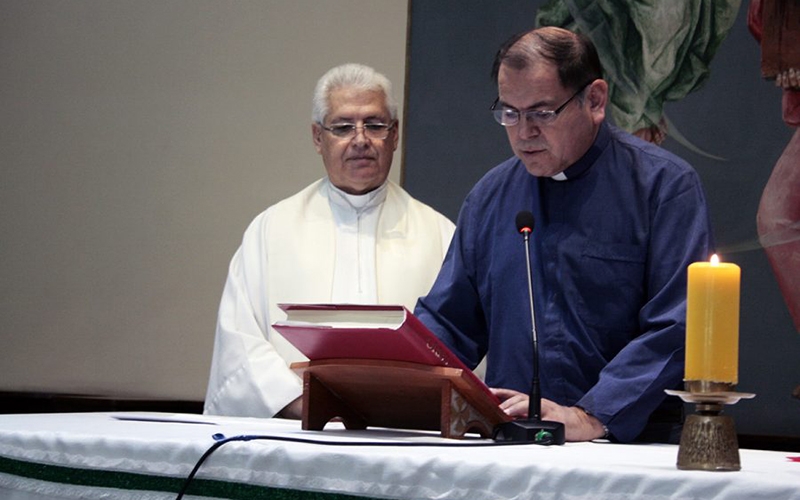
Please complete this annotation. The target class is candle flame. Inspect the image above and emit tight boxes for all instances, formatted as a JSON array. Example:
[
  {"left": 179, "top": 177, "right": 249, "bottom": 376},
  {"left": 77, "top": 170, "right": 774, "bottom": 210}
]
[{"left": 710, "top": 254, "right": 720, "bottom": 265}]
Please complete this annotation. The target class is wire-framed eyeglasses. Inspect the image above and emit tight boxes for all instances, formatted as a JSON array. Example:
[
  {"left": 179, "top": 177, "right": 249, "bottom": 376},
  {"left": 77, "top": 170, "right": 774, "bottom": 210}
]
[
  {"left": 491, "top": 81, "right": 593, "bottom": 127},
  {"left": 318, "top": 121, "right": 396, "bottom": 140}
]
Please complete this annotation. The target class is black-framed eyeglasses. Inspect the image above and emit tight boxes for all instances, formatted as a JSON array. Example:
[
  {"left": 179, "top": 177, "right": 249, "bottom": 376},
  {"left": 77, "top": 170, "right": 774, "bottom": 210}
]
[
  {"left": 318, "top": 121, "right": 396, "bottom": 140},
  {"left": 491, "top": 81, "right": 593, "bottom": 127}
]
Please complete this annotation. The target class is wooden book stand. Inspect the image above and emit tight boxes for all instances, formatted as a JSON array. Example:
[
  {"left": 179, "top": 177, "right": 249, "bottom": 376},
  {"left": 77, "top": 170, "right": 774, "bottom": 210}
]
[{"left": 291, "top": 359, "right": 510, "bottom": 439}]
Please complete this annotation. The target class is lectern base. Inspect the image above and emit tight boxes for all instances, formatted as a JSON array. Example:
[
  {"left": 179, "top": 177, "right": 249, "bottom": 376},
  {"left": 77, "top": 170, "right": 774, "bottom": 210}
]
[{"left": 291, "top": 359, "right": 511, "bottom": 439}]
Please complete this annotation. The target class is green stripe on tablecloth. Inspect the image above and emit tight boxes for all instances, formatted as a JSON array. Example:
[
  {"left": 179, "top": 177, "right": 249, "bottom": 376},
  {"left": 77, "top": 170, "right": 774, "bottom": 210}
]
[{"left": 0, "top": 455, "right": 374, "bottom": 499}]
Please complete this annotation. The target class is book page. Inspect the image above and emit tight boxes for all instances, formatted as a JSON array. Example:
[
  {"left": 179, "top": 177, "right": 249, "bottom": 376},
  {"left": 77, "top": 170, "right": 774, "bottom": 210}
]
[{"left": 278, "top": 306, "right": 406, "bottom": 329}]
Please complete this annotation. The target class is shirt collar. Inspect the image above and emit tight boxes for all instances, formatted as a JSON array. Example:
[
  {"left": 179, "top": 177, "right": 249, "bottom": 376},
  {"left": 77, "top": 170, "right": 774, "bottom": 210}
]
[
  {"left": 326, "top": 177, "right": 388, "bottom": 214},
  {"left": 549, "top": 122, "right": 610, "bottom": 181}
]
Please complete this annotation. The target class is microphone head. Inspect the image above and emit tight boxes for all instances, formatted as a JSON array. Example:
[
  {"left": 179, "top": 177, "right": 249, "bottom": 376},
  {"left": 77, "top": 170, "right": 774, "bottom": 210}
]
[{"left": 515, "top": 211, "right": 535, "bottom": 235}]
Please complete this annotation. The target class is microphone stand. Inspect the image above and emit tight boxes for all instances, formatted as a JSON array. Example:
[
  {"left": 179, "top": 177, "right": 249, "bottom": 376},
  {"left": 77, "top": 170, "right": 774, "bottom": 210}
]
[{"left": 492, "top": 218, "right": 565, "bottom": 445}]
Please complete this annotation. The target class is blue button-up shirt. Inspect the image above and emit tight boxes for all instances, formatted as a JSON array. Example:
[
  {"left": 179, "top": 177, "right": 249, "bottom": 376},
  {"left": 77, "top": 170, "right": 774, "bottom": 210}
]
[{"left": 415, "top": 123, "right": 714, "bottom": 442}]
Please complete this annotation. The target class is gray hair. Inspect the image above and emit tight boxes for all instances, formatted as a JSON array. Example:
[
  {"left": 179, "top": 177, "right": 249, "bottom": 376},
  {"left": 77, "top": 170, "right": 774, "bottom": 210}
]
[{"left": 312, "top": 63, "right": 398, "bottom": 123}]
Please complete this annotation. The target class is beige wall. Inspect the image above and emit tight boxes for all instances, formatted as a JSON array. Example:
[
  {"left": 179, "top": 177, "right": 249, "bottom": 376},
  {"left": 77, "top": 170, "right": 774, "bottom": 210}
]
[{"left": 0, "top": 0, "right": 409, "bottom": 400}]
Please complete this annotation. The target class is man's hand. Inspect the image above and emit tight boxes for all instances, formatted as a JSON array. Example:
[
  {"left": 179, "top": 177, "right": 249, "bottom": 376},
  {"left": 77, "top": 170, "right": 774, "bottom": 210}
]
[{"left": 491, "top": 388, "right": 607, "bottom": 442}]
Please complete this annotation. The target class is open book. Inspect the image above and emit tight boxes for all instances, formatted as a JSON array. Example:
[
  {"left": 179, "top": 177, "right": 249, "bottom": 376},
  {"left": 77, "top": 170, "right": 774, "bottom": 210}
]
[{"left": 272, "top": 303, "right": 500, "bottom": 404}]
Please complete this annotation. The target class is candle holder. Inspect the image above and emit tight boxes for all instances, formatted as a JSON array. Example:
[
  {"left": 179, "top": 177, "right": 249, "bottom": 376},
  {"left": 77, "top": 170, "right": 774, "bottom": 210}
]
[{"left": 666, "top": 381, "right": 755, "bottom": 471}]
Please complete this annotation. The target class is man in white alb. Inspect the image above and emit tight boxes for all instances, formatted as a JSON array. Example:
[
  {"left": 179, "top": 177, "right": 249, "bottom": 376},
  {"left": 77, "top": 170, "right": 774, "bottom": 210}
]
[{"left": 203, "top": 63, "right": 455, "bottom": 419}]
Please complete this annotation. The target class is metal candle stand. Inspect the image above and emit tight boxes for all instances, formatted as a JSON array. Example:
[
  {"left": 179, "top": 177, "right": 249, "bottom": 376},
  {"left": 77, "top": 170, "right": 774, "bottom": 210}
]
[{"left": 666, "top": 381, "right": 755, "bottom": 471}]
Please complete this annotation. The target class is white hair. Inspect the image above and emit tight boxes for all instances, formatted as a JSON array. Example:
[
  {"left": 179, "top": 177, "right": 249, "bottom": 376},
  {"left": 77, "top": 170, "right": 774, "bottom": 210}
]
[{"left": 312, "top": 63, "right": 398, "bottom": 123}]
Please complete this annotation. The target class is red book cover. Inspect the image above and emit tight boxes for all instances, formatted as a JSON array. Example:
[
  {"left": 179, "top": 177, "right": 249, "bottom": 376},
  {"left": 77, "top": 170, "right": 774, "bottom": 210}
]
[{"left": 273, "top": 303, "right": 499, "bottom": 403}]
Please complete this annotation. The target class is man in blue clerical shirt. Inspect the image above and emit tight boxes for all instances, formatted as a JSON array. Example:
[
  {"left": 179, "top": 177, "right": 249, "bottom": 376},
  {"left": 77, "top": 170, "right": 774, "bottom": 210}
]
[{"left": 415, "top": 27, "right": 714, "bottom": 443}]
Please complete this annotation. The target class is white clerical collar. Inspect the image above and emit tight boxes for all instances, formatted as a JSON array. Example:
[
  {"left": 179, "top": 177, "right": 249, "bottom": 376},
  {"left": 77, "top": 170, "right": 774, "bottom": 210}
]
[
  {"left": 546, "top": 123, "right": 610, "bottom": 182},
  {"left": 326, "top": 178, "right": 388, "bottom": 214}
]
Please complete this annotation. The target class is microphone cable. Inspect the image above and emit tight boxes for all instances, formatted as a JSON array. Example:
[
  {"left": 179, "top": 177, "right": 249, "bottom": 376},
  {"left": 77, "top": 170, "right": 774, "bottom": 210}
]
[{"left": 175, "top": 431, "right": 552, "bottom": 499}]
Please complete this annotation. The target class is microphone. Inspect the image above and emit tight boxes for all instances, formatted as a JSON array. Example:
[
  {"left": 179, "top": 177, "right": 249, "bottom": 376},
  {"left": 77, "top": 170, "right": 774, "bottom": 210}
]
[
  {"left": 492, "top": 210, "right": 565, "bottom": 445},
  {"left": 514, "top": 211, "right": 541, "bottom": 421}
]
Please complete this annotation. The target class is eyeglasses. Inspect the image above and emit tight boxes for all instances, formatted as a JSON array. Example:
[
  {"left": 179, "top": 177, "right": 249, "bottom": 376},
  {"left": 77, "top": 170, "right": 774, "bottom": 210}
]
[
  {"left": 318, "top": 121, "right": 396, "bottom": 140},
  {"left": 491, "top": 81, "right": 593, "bottom": 127}
]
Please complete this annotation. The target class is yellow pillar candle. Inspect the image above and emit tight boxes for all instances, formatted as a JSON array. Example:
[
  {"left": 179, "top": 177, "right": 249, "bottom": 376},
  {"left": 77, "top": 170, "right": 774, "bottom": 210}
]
[{"left": 685, "top": 254, "right": 741, "bottom": 385}]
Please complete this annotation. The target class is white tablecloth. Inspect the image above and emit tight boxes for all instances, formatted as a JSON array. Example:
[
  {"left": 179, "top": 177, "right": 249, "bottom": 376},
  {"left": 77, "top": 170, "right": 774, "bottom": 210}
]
[{"left": 0, "top": 412, "right": 797, "bottom": 500}]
